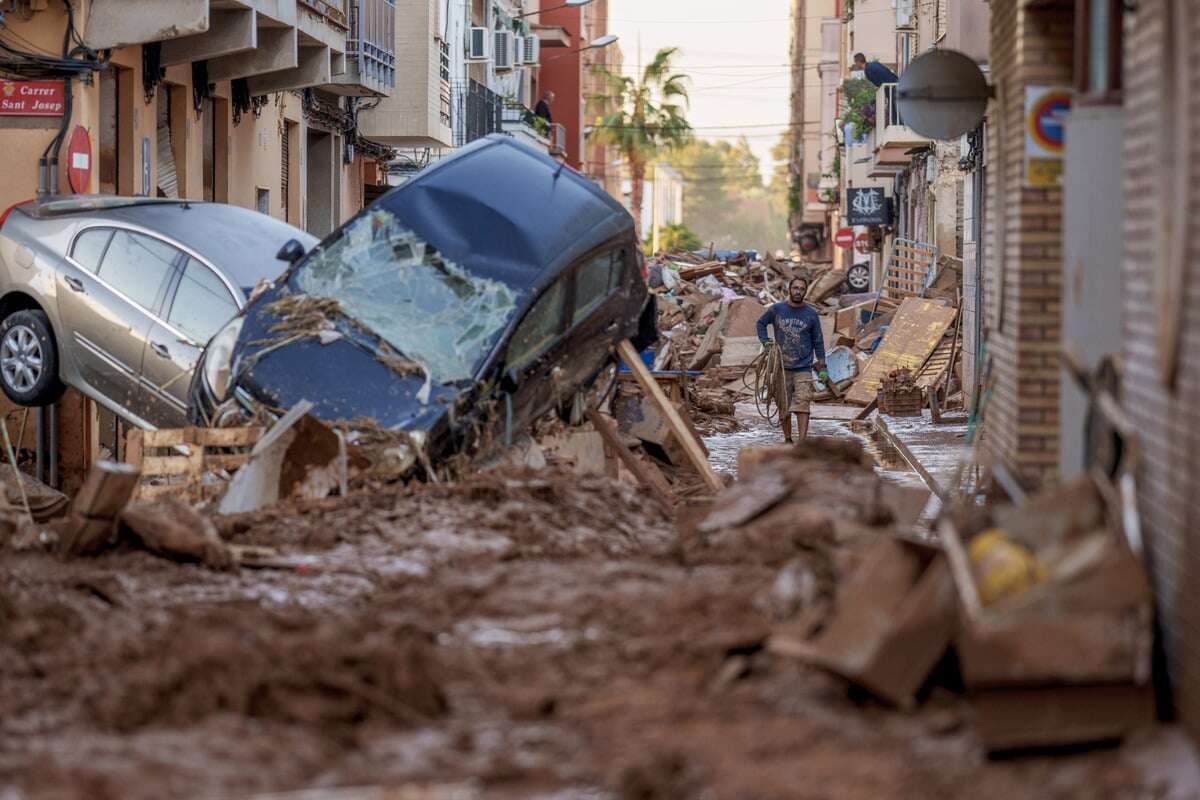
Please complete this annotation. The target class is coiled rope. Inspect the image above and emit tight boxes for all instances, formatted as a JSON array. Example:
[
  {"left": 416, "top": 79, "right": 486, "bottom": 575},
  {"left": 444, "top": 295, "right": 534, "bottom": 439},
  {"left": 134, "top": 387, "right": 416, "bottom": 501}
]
[{"left": 743, "top": 344, "right": 788, "bottom": 424}]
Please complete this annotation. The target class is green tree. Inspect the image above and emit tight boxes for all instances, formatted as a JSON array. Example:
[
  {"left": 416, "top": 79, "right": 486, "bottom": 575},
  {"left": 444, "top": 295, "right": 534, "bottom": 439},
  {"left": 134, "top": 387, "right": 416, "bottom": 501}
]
[
  {"left": 648, "top": 223, "right": 703, "bottom": 254},
  {"left": 663, "top": 136, "right": 790, "bottom": 253},
  {"left": 590, "top": 48, "right": 692, "bottom": 235}
]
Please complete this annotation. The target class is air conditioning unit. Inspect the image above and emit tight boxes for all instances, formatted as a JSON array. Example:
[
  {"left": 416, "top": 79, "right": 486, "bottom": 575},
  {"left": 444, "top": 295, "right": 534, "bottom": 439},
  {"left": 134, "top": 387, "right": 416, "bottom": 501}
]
[
  {"left": 513, "top": 35, "right": 525, "bottom": 65},
  {"left": 522, "top": 35, "right": 540, "bottom": 65},
  {"left": 494, "top": 30, "right": 514, "bottom": 70},
  {"left": 467, "top": 26, "right": 489, "bottom": 61}
]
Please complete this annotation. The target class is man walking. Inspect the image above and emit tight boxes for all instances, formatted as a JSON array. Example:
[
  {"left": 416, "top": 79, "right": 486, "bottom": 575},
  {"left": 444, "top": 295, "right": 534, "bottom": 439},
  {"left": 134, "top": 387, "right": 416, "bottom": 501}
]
[{"left": 757, "top": 277, "right": 826, "bottom": 443}]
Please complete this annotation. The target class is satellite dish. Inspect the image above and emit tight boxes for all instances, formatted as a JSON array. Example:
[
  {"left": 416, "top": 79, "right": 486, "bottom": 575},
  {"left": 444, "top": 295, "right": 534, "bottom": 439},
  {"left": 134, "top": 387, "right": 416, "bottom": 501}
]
[{"left": 896, "top": 49, "right": 990, "bottom": 140}]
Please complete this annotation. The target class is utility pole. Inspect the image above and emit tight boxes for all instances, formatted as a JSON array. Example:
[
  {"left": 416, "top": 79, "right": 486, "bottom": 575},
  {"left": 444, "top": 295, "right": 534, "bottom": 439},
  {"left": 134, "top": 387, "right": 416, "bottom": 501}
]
[{"left": 788, "top": 0, "right": 806, "bottom": 246}]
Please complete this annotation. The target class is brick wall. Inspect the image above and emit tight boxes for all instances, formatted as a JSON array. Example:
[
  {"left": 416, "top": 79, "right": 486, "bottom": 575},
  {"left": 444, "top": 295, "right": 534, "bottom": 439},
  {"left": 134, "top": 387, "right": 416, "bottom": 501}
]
[
  {"left": 981, "top": 3, "right": 1072, "bottom": 486},
  {"left": 1122, "top": 0, "right": 1200, "bottom": 736}
]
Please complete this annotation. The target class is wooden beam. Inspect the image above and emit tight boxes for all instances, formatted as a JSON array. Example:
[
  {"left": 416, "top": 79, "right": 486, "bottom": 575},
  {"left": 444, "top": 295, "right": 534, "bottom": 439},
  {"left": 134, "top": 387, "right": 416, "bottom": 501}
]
[
  {"left": 617, "top": 339, "right": 724, "bottom": 492},
  {"left": 57, "top": 461, "right": 142, "bottom": 556},
  {"left": 585, "top": 410, "right": 675, "bottom": 502}
]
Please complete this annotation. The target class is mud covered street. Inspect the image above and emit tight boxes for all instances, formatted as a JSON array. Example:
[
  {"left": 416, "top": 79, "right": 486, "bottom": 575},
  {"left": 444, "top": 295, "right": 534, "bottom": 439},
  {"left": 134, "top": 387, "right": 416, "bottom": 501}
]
[{"left": 3, "top": 437, "right": 1193, "bottom": 800}]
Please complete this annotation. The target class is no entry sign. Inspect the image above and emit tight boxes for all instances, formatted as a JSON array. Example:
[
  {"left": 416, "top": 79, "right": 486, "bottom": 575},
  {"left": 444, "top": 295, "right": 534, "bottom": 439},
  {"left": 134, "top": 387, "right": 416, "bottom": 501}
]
[
  {"left": 0, "top": 80, "right": 65, "bottom": 116},
  {"left": 67, "top": 126, "right": 92, "bottom": 193},
  {"left": 834, "top": 227, "right": 855, "bottom": 249},
  {"left": 854, "top": 233, "right": 871, "bottom": 254}
]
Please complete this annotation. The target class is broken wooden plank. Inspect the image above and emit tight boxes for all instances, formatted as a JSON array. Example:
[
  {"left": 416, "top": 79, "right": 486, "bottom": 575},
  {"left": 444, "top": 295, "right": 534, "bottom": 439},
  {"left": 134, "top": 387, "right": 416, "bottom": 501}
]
[
  {"left": 618, "top": 339, "right": 723, "bottom": 493},
  {"left": 586, "top": 409, "right": 675, "bottom": 502},
  {"left": 56, "top": 461, "right": 141, "bottom": 556},
  {"left": 846, "top": 298, "right": 958, "bottom": 405}
]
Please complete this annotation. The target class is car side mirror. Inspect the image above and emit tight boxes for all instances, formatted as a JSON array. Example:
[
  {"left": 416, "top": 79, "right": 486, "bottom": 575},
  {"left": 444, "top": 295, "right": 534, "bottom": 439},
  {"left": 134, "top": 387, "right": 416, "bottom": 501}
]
[
  {"left": 499, "top": 367, "right": 520, "bottom": 393},
  {"left": 275, "top": 239, "right": 306, "bottom": 265}
]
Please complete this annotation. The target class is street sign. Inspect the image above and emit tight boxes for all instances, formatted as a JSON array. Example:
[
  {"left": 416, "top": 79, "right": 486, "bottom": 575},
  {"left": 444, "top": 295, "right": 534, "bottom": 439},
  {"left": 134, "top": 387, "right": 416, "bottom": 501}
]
[
  {"left": 854, "top": 233, "right": 872, "bottom": 254},
  {"left": 847, "top": 187, "right": 890, "bottom": 226},
  {"left": 0, "top": 80, "right": 65, "bottom": 116},
  {"left": 66, "top": 126, "right": 91, "bottom": 193},
  {"left": 834, "top": 227, "right": 855, "bottom": 249},
  {"left": 1025, "top": 86, "right": 1072, "bottom": 187}
]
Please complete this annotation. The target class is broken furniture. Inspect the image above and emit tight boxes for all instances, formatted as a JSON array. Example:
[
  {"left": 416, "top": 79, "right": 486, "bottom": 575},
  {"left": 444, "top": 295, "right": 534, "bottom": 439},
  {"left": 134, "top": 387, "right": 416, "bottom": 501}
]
[
  {"left": 770, "top": 535, "right": 957, "bottom": 709},
  {"left": 939, "top": 475, "right": 1155, "bottom": 752},
  {"left": 125, "top": 425, "right": 263, "bottom": 502}
]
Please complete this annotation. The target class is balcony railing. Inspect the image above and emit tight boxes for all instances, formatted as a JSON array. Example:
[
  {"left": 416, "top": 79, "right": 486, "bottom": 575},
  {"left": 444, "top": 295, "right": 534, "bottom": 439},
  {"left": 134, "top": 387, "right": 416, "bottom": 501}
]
[
  {"left": 345, "top": 0, "right": 396, "bottom": 91},
  {"left": 876, "top": 83, "right": 930, "bottom": 151},
  {"left": 452, "top": 79, "right": 504, "bottom": 147},
  {"left": 548, "top": 123, "right": 567, "bottom": 156}
]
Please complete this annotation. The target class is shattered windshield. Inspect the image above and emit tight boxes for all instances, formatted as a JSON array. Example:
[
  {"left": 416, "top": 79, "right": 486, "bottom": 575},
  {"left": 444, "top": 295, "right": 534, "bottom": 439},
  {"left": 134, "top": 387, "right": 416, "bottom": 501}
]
[{"left": 294, "top": 208, "right": 520, "bottom": 384}]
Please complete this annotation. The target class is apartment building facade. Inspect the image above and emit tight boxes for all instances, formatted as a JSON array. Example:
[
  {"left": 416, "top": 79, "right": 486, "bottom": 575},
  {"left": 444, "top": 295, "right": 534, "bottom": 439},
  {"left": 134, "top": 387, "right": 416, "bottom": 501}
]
[{"left": 1, "top": 0, "right": 398, "bottom": 236}]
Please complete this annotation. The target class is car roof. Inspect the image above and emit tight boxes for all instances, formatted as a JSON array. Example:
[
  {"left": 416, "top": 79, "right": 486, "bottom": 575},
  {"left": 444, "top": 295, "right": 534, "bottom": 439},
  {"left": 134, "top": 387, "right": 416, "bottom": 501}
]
[
  {"left": 373, "top": 135, "right": 635, "bottom": 293},
  {"left": 21, "top": 197, "right": 317, "bottom": 290}
]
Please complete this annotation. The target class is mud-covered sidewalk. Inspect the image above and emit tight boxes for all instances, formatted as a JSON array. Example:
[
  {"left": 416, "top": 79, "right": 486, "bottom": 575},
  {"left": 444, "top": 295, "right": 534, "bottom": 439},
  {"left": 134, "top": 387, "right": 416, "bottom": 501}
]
[{"left": 1, "top": 446, "right": 1196, "bottom": 799}]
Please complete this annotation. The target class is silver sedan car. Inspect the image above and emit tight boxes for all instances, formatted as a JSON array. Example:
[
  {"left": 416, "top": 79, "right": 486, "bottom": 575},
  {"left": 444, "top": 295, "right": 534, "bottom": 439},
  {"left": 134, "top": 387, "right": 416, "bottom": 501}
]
[{"left": 0, "top": 196, "right": 316, "bottom": 428}]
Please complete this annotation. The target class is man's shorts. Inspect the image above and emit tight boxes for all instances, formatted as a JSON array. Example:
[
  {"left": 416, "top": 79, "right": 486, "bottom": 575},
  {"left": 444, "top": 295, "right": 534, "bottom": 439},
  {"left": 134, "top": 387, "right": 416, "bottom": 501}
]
[{"left": 784, "top": 369, "right": 814, "bottom": 414}]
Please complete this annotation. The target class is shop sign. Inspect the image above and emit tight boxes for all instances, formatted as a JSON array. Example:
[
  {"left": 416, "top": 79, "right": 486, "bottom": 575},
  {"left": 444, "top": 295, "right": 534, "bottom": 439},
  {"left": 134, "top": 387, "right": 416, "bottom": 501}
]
[
  {"left": 0, "top": 80, "right": 65, "bottom": 116},
  {"left": 847, "top": 187, "right": 891, "bottom": 226},
  {"left": 1025, "top": 86, "right": 1072, "bottom": 187}
]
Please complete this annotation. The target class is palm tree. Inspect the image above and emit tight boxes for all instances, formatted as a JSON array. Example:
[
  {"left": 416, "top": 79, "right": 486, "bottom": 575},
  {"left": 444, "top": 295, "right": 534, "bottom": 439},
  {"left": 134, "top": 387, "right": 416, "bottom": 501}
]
[{"left": 589, "top": 47, "right": 691, "bottom": 236}]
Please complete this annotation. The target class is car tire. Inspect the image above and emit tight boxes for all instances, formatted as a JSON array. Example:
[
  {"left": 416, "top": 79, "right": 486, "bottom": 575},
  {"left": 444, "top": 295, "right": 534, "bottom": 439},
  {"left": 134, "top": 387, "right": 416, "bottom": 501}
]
[
  {"left": 847, "top": 264, "right": 871, "bottom": 293},
  {"left": 0, "top": 309, "right": 66, "bottom": 407}
]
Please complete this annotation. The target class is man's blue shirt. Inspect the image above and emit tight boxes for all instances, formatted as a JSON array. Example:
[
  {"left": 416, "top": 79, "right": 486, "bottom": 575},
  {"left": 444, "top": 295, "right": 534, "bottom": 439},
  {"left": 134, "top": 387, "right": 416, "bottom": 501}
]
[{"left": 756, "top": 302, "right": 826, "bottom": 371}]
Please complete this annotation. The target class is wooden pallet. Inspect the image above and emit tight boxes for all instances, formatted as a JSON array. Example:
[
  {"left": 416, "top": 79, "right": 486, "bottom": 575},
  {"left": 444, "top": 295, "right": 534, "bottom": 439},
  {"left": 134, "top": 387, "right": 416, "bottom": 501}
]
[
  {"left": 882, "top": 239, "right": 938, "bottom": 302},
  {"left": 125, "top": 426, "right": 264, "bottom": 502}
]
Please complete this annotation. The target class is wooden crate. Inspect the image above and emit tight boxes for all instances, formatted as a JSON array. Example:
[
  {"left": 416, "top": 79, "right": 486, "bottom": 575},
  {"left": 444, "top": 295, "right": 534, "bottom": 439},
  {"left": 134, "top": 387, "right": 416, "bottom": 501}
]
[{"left": 125, "top": 426, "right": 263, "bottom": 502}]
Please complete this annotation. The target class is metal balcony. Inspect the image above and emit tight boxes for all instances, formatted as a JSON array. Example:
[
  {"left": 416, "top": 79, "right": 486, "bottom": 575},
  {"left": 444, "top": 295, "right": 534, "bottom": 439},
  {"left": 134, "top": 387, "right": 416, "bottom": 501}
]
[
  {"left": 875, "top": 83, "right": 931, "bottom": 152},
  {"left": 331, "top": 0, "right": 396, "bottom": 96},
  {"left": 501, "top": 104, "right": 551, "bottom": 154},
  {"left": 548, "top": 123, "right": 567, "bottom": 157},
  {"left": 452, "top": 80, "right": 504, "bottom": 147}
]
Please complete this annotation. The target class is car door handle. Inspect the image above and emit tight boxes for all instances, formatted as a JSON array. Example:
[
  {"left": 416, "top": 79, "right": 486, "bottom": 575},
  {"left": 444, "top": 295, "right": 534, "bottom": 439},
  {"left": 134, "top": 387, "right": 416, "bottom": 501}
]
[
  {"left": 150, "top": 342, "right": 170, "bottom": 359},
  {"left": 64, "top": 276, "right": 85, "bottom": 293}
]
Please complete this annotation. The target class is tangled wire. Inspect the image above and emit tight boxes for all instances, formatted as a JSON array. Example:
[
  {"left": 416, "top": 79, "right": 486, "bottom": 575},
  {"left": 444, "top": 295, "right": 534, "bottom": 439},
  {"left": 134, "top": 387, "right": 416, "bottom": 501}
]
[{"left": 744, "top": 344, "right": 788, "bottom": 424}]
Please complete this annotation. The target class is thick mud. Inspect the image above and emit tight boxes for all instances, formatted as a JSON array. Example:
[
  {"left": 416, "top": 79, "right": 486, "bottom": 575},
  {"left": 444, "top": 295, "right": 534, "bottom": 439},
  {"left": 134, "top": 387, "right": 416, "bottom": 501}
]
[{"left": 1, "top": 462, "right": 1195, "bottom": 799}]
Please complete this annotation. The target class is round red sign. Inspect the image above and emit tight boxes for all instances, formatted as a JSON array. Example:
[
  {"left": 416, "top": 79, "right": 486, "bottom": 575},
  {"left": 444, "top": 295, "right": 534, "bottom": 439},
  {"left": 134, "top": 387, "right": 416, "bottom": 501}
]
[
  {"left": 854, "top": 233, "right": 871, "bottom": 254},
  {"left": 66, "top": 125, "right": 92, "bottom": 194},
  {"left": 834, "top": 227, "right": 855, "bottom": 248}
]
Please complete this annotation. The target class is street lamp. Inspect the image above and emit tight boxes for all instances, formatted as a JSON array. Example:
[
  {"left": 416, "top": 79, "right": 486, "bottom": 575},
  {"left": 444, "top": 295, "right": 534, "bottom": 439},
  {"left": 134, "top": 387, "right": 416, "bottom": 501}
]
[
  {"left": 515, "top": 0, "right": 594, "bottom": 19},
  {"left": 542, "top": 33, "right": 619, "bottom": 61}
]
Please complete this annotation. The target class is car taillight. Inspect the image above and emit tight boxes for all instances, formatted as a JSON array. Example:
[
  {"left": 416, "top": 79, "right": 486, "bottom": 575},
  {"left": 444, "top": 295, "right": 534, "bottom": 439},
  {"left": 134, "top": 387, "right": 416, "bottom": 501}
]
[{"left": 0, "top": 200, "right": 31, "bottom": 231}]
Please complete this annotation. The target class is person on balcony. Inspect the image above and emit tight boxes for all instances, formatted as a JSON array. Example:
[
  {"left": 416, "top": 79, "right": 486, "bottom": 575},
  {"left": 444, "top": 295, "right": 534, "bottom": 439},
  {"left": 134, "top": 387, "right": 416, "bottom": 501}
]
[
  {"left": 853, "top": 53, "right": 899, "bottom": 87},
  {"left": 535, "top": 90, "right": 555, "bottom": 124}
]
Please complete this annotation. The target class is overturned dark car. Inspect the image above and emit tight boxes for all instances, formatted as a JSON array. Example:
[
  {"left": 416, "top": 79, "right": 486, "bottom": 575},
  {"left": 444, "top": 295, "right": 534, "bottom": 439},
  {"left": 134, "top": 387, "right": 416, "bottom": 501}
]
[{"left": 189, "top": 136, "right": 654, "bottom": 471}]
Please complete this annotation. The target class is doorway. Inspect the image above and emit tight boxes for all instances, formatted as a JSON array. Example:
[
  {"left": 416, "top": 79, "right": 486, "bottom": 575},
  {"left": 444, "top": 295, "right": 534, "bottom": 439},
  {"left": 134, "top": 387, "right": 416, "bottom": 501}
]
[
  {"left": 98, "top": 66, "right": 134, "bottom": 195},
  {"left": 306, "top": 128, "right": 334, "bottom": 238},
  {"left": 201, "top": 96, "right": 229, "bottom": 202}
]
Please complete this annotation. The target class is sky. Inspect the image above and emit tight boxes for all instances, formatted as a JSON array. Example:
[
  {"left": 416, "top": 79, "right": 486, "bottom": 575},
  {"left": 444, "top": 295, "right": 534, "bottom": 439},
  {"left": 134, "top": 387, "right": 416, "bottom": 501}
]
[{"left": 604, "top": 0, "right": 793, "bottom": 183}]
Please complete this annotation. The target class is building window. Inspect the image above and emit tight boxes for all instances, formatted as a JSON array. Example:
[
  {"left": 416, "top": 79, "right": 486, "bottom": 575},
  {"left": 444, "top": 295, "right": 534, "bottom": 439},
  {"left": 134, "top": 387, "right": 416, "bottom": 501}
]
[
  {"left": 256, "top": 187, "right": 270, "bottom": 215},
  {"left": 1075, "top": 0, "right": 1123, "bottom": 100}
]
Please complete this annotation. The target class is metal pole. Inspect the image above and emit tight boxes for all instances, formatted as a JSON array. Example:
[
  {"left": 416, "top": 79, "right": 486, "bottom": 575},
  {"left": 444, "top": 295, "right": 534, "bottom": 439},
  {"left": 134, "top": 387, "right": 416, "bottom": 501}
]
[
  {"left": 35, "top": 407, "right": 45, "bottom": 484},
  {"left": 48, "top": 402, "right": 58, "bottom": 490}
]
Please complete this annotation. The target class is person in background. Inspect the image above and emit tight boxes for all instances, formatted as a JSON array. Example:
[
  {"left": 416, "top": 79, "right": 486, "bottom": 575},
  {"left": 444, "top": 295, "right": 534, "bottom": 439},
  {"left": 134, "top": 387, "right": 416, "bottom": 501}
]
[
  {"left": 534, "top": 90, "right": 555, "bottom": 124},
  {"left": 853, "top": 52, "right": 899, "bottom": 87},
  {"left": 756, "top": 277, "right": 827, "bottom": 444}
]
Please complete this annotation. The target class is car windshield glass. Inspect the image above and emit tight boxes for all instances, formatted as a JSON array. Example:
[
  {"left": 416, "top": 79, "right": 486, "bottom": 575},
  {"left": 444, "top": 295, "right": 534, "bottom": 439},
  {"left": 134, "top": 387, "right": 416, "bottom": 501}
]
[{"left": 294, "top": 208, "right": 520, "bottom": 384}]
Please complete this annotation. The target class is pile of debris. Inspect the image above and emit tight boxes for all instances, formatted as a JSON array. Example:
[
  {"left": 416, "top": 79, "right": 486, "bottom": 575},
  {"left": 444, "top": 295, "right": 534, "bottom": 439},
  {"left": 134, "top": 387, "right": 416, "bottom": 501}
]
[
  {"left": 644, "top": 248, "right": 966, "bottom": 433},
  {"left": 877, "top": 368, "right": 923, "bottom": 416}
]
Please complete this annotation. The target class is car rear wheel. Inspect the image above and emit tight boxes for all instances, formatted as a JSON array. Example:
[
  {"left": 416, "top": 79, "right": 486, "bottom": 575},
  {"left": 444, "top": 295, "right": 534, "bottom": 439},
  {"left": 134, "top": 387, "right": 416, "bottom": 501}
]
[
  {"left": 0, "top": 310, "right": 66, "bottom": 407},
  {"left": 846, "top": 264, "right": 871, "bottom": 293}
]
